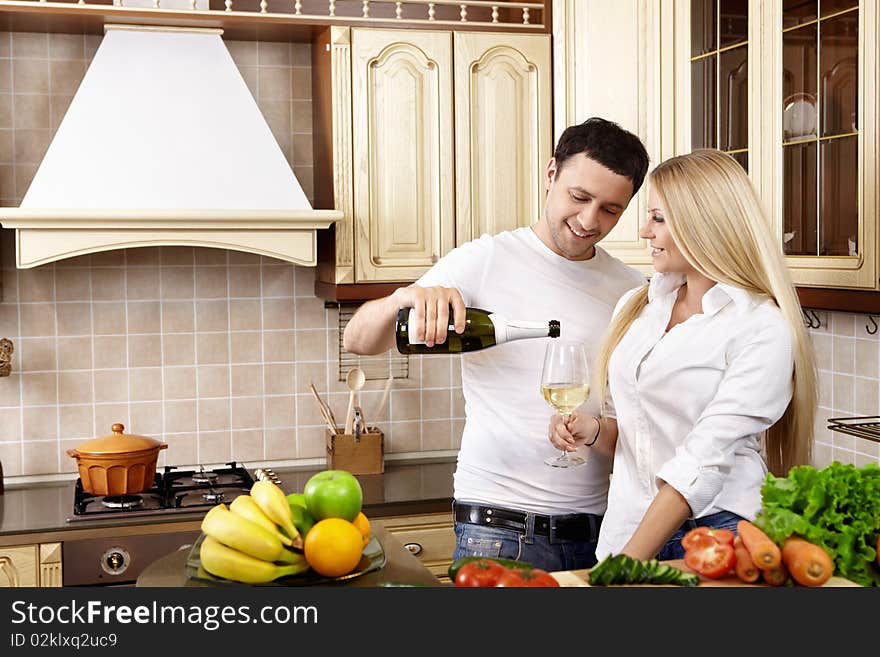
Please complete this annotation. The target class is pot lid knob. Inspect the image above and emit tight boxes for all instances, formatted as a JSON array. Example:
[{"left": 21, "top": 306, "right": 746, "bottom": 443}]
[{"left": 112, "top": 423, "right": 125, "bottom": 434}]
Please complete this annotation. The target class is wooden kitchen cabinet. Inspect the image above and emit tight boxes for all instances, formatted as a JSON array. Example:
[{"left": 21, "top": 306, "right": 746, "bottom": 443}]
[
  {"left": 653, "top": 0, "right": 878, "bottom": 292},
  {"left": 314, "top": 27, "right": 552, "bottom": 297},
  {"left": 375, "top": 511, "right": 455, "bottom": 583},
  {"left": 0, "top": 542, "right": 62, "bottom": 587}
]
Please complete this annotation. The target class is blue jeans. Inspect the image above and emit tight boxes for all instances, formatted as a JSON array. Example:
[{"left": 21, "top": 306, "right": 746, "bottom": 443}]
[
  {"left": 655, "top": 510, "right": 744, "bottom": 561},
  {"left": 452, "top": 522, "right": 600, "bottom": 572}
]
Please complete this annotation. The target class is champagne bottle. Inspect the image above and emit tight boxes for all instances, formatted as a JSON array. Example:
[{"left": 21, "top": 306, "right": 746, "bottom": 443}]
[{"left": 395, "top": 306, "right": 560, "bottom": 354}]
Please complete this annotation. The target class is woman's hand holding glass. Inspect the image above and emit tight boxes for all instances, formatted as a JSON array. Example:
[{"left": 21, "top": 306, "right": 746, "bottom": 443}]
[{"left": 548, "top": 411, "right": 599, "bottom": 454}]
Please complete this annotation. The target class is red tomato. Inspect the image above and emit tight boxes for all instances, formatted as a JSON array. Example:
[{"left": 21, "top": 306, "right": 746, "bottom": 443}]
[
  {"left": 495, "top": 568, "right": 560, "bottom": 588},
  {"left": 454, "top": 559, "right": 508, "bottom": 587},
  {"left": 681, "top": 526, "right": 735, "bottom": 552},
  {"left": 684, "top": 541, "right": 736, "bottom": 579}
]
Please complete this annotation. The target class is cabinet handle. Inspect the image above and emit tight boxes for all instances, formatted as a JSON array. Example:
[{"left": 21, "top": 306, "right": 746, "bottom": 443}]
[
  {"left": 403, "top": 542, "right": 423, "bottom": 556},
  {"left": 0, "top": 556, "right": 21, "bottom": 587}
]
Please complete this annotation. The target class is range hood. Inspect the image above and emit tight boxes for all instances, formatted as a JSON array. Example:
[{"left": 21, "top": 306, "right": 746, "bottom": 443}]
[{"left": 0, "top": 25, "right": 341, "bottom": 268}]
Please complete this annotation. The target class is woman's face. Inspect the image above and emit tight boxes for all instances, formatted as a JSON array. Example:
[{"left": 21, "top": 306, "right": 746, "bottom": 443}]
[{"left": 640, "top": 188, "right": 694, "bottom": 274}]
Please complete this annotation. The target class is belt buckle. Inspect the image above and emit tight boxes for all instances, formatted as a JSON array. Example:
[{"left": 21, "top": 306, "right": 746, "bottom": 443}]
[{"left": 549, "top": 516, "right": 560, "bottom": 543}]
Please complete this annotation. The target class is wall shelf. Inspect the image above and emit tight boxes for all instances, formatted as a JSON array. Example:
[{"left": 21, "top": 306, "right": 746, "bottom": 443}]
[{"left": 827, "top": 416, "right": 880, "bottom": 445}]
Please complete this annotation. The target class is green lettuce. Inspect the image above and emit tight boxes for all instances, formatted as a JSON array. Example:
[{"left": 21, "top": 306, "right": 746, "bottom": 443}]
[{"left": 753, "top": 462, "right": 880, "bottom": 587}]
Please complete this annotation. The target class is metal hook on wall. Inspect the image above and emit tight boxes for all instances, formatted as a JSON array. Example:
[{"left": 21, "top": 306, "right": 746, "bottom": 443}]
[
  {"left": 802, "top": 309, "right": 821, "bottom": 330},
  {"left": 866, "top": 315, "right": 878, "bottom": 336}
]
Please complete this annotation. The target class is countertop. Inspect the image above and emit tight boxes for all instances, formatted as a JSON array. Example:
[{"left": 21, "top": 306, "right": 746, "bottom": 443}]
[
  {"left": 0, "top": 456, "right": 456, "bottom": 547},
  {"left": 136, "top": 522, "right": 443, "bottom": 587}
]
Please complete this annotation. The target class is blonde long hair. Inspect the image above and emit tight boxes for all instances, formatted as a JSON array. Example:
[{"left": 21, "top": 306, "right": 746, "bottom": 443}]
[{"left": 594, "top": 149, "right": 817, "bottom": 476}]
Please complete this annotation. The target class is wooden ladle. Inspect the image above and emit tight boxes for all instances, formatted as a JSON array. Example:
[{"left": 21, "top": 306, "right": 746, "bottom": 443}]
[{"left": 344, "top": 367, "right": 366, "bottom": 435}]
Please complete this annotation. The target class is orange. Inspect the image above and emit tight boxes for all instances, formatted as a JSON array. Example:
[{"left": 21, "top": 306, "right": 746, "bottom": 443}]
[
  {"left": 303, "top": 518, "right": 364, "bottom": 578},
  {"left": 352, "top": 512, "right": 371, "bottom": 547}
]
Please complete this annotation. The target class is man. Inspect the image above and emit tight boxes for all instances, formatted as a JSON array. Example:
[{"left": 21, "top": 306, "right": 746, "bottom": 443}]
[{"left": 343, "top": 118, "right": 649, "bottom": 571}]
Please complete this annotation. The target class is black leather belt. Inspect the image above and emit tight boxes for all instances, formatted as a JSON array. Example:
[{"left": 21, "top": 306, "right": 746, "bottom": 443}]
[{"left": 453, "top": 501, "right": 601, "bottom": 542}]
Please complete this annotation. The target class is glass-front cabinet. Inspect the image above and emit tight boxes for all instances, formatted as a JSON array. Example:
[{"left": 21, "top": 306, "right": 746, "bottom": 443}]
[{"left": 683, "top": 0, "right": 878, "bottom": 290}]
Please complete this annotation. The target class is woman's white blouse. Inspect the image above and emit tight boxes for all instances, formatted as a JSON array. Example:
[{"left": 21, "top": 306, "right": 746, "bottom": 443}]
[{"left": 594, "top": 272, "right": 795, "bottom": 560}]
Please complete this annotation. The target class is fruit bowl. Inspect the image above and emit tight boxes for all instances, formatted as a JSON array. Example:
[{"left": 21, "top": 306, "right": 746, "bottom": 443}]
[{"left": 185, "top": 533, "right": 386, "bottom": 586}]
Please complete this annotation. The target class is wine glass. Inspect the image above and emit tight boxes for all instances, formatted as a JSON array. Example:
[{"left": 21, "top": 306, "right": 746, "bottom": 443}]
[{"left": 540, "top": 340, "right": 590, "bottom": 468}]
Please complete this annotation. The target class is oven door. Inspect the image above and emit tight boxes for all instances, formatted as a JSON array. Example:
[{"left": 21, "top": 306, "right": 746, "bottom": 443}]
[{"left": 62, "top": 531, "right": 200, "bottom": 586}]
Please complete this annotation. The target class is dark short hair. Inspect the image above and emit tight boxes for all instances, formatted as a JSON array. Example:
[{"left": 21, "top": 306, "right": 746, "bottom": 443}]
[{"left": 554, "top": 117, "right": 650, "bottom": 196}]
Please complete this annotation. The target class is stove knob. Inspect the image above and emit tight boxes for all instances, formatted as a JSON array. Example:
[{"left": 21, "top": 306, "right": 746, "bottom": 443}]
[{"left": 100, "top": 547, "right": 131, "bottom": 576}]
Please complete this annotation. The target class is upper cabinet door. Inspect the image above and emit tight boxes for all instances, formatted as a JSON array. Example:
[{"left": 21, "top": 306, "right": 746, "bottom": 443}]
[
  {"left": 351, "top": 29, "right": 455, "bottom": 283},
  {"left": 684, "top": 0, "right": 878, "bottom": 290},
  {"left": 453, "top": 33, "right": 552, "bottom": 244}
]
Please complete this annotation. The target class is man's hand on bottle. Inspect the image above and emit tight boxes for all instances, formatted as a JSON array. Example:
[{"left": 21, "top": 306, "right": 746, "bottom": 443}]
[{"left": 392, "top": 285, "right": 467, "bottom": 347}]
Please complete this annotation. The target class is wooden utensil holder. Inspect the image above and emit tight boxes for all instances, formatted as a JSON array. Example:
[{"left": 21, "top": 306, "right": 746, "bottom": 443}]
[{"left": 326, "top": 428, "right": 385, "bottom": 475}]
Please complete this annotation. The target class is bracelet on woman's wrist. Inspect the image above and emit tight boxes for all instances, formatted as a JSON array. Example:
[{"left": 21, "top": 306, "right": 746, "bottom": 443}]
[{"left": 584, "top": 416, "right": 601, "bottom": 447}]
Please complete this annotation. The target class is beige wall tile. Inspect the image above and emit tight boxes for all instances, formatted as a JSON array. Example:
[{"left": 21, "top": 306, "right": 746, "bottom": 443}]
[
  {"left": 13, "top": 94, "right": 49, "bottom": 129},
  {"left": 265, "top": 427, "right": 296, "bottom": 460},
  {"left": 231, "top": 364, "right": 263, "bottom": 397},
  {"left": 56, "top": 303, "right": 92, "bottom": 336},
  {"left": 197, "top": 332, "right": 229, "bottom": 365},
  {"left": 195, "top": 267, "right": 228, "bottom": 298},
  {"left": 854, "top": 378, "right": 879, "bottom": 416},
  {"left": 57, "top": 337, "right": 92, "bottom": 370},
  {"left": 422, "top": 356, "right": 452, "bottom": 388},
  {"left": 194, "top": 248, "right": 226, "bottom": 266},
  {"left": 161, "top": 266, "right": 195, "bottom": 299},
  {"left": 50, "top": 94, "right": 72, "bottom": 131},
  {"left": 198, "top": 430, "right": 231, "bottom": 466},
  {"left": 452, "top": 387, "right": 465, "bottom": 417},
  {"left": 422, "top": 389, "right": 451, "bottom": 420},
  {"left": 832, "top": 336, "right": 854, "bottom": 375},
  {"left": 20, "top": 303, "right": 55, "bottom": 337},
  {"left": 291, "top": 67, "right": 311, "bottom": 100},
  {"left": 22, "top": 404, "right": 57, "bottom": 440},
  {"left": 126, "top": 248, "right": 159, "bottom": 267},
  {"left": 198, "top": 398, "right": 230, "bottom": 432},
  {"left": 94, "top": 369, "right": 127, "bottom": 403},
  {"left": 230, "top": 396, "right": 262, "bottom": 430},
  {"left": 56, "top": 268, "right": 90, "bottom": 302},
  {"left": 229, "top": 298, "right": 262, "bottom": 330},
  {"left": 832, "top": 374, "right": 855, "bottom": 414},
  {"left": 258, "top": 67, "right": 292, "bottom": 100},
  {"left": 265, "top": 395, "right": 295, "bottom": 427},
  {"left": 229, "top": 266, "right": 261, "bottom": 298},
  {"left": 832, "top": 312, "right": 855, "bottom": 336},
  {"left": 58, "top": 404, "right": 93, "bottom": 439},
  {"left": 22, "top": 439, "right": 58, "bottom": 475},
  {"left": 164, "top": 366, "right": 196, "bottom": 400},
  {"left": 226, "top": 40, "right": 257, "bottom": 66},
  {"left": 295, "top": 393, "right": 325, "bottom": 428},
  {"left": 264, "top": 363, "right": 295, "bottom": 395},
  {"left": 388, "top": 420, "right": 421, "bottom": 453},
  {"left": 49, "top": 33, "right": 84, "bottom": 60},
  {"left": 90, "top": 251, "right": 125, "bottom": 267},
  {"left": 294, "top": 296, "right": 324, "bottom": 328},
  {"left": 161, "top": 432, "right": 196, "bottom": 466},
  {"left": 163, "top": 302, "right": 195, "bottom": 333},
  {"left": 196, "top": 300, "right": 229, "bottom": 332},
  {"left": 48, "top": 59, "right": 86, "bottom": 95},
  {"left": 129, "top": 402, "right": 163, "bottom": 436},
  {"left": 0, "top": 374, "right": 21, "bottom": 406},
  {"left": 129, "top": 368, "right": 162, "bottom": 402},
  {"left": 295, "top": 361, "right": 326, "bottom": 394},
  {"left": 14, "top": 128, "right": 51, "bottom": 163},
  {"left": 263, "top": 330, "right": 294, "bottom": 362},
  {"left": 262, "top": 265, "right": 294, "bottom": 298},
  {"left": 127, "top": 267, "right": 159, "bottom": 300},
  {"left": 296, "top": 425, "right": 325, "bottom": 458},
  {"left": 12, "top": 33, "right": 48, "bottom": 58},
  {"left": 13, "top": 58, "right": 48, "bottom": 93},
  {"left": 391, "top": 389, "right": 421, "bottom": 422},
  {"left": 14, "top": 162, "right": 37, "bottom": 198},
  {"left": 127, "top": 301, "right": 161, "bottom": 334},
  {"left": 91, "top": 269, "right": 125, "bottom": 301},
  {"left": 21, "top": 371, "right": 56, "bottom": 406},
  {"left": 19, "top": 337, "right": 55, "bottom": 371},
  {"left": 422, "top": 420, "right": 452, "bottom": 450},
  {"left": 93, "top": 301, "right": 126, "bottom": 335},
  {"left": 258, "top": 41, "right": 289, "bottom": 66},
  {"left": 232, "top": 429, "right": 264, "bottom": 462},
  {"left": 197, "top": 365, "right": 229, "bottom": 398},
  {"left": 0, "top": 407, "right": 20, "bottom": 440},
  {"left": 0, "top": 94, "right": 11, "bottom": 127},
  {"left": 93, "top": 335, "right": 126, "bottom": 369},
  {"left": 158, "top": 246, "right": 193, "bottom": 266},
  {"left": 58, "top": 371, "right": 92, "bottom": 404},
  {"left": 291, "top": 42, "right": 310, "bottom": 67},
  {"left": 165, "top": 400, "right": 196, "bottom": 433},
  {"left": 854, "top": 339, "right": 879, "bottom": 379},
  {"left": 0, "top": 441, "right": 21, "bottom": 476},
  {"left": 295, "top": 329, "right": 327, "bottom": 361},
  {"left": 129, "top": 334, "right": 162, "bottom": 368},
  {"left": 263, "top": 298, "right": 294, "bottom": 330},
  {"left": 293, "top": 265, "right": 314, "bottom": 297},
  {"left": 163, "top": 333, "right": 195, "bottom": 367},
  {"left": 229, "top": 331, "right": 262, "bottom": 363}
]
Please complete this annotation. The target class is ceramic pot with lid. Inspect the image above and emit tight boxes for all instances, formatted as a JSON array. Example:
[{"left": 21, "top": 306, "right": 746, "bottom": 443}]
[{"left": 67, "top": 423, "right": 168, "bottom": 496}]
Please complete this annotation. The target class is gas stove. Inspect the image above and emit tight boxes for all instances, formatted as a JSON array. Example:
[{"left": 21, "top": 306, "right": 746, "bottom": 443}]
[{"left": 66, "top": 462, "right": 256, "bottom": 523}]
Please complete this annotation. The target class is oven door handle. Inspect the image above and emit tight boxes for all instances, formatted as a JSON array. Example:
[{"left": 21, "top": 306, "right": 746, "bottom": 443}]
[{"left": 0, "top": 556, "right": 21, "bottom": 587}]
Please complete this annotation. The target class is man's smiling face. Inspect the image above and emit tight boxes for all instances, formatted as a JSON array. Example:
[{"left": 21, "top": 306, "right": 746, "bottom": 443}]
[{"left": 538, "top": 153, "right": 635, "bottom": 261}]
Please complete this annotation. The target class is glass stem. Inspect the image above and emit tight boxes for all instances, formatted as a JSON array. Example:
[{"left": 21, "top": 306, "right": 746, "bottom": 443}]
[{"left": 558, "top": 413, "right": 572, "bottom": 460}]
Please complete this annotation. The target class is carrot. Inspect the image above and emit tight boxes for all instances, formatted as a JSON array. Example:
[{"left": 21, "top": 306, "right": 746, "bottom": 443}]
[
  {"left": 737, "top": 519, "right": 781, "bottom": 569},
  {"left": 760, "top": 562, "right": 788, "bottom": 586},
  {"left": 781, "top": 536, "right": 834, "bottom": 587},
  {"left": 733, "top": 536, "right": 760, "bottom": 583}
]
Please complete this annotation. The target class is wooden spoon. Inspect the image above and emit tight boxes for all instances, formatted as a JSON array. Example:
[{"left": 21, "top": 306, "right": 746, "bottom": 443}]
[{"left": 344, "top": 367, "right": 366, "bottom": 435}]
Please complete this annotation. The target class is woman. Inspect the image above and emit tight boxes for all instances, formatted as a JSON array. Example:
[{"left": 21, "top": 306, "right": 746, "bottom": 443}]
[{"left": 549, "top": 149, "right": 817, "bottom": 561}]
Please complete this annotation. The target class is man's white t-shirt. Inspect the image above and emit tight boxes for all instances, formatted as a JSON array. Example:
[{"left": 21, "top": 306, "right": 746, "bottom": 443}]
[{"left": 417, "top": 227, "right": 645, "bottom": 515}]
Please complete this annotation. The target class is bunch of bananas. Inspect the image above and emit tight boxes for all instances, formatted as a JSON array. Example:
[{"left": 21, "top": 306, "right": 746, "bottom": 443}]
[{"left": 199, "top": 480, "right": 309, "bottom": 584}]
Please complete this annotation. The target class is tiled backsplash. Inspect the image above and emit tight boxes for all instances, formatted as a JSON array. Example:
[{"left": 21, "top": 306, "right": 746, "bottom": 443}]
[
  {"left": 0, "top": 31, "right": 463, "bottom": 479},
  {"left": 0, "top": 32, "right": 876, "bottom": 480}
]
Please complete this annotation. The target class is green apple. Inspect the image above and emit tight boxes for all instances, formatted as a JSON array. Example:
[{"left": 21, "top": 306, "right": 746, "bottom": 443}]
[
  {"left": 286, "top": 492, "right": 308, "bottom": 509},
  {"left": 287, "top": 499, "right": 316, "bottom": 538},
  {"left": 303, "top": 470, "right": 363, "bottom": 522}
]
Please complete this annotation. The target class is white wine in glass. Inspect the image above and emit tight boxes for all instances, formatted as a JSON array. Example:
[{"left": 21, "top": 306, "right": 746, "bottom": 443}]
[{"left": 541, "top": 340, "right": 590, "bottom": 468}]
